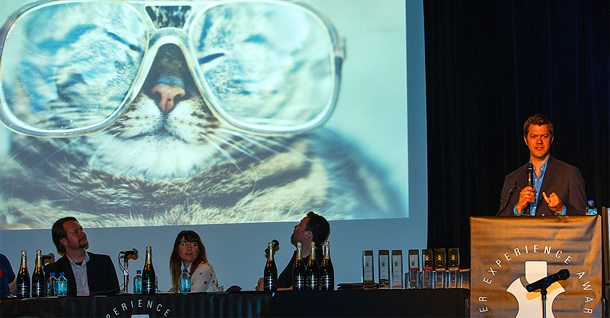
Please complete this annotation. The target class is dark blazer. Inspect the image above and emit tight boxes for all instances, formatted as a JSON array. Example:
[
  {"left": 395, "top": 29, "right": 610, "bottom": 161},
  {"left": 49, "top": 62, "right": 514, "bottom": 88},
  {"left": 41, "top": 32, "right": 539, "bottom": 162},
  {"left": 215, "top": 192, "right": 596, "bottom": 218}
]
[
  {"left": 498, "top": 156, "right": 586, "bottom": 216},
  {"left": 44, "top": 252, "right": 119, "bottom": 296}
]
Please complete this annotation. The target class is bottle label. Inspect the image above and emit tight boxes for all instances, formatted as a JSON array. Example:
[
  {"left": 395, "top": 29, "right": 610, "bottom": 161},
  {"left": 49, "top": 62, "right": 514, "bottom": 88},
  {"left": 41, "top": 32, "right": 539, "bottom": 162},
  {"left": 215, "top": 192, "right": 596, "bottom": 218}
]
[
  {"left": 17, "top": 283, "right": 28, "bottom": 297},
  {"left": 134, "top": 278, "right": 142, "bottom": 294},
  {"left": 293, "top": 275, "right": 305, "bottom": 290},
  {"left": 264, "top": 276, "right": 276, "bottom": 291},
  {"left": 142, "top": 279, "right": 155, "bottom": 294},
  {"left": 320, "top": 275, "right": 333, "bottom": 290},
  {"left": 180, "top": 277, "right": 191, "bottom": 293},
  {"left": 32, "top": 283, "right": 44, "bottom": 297},
  {"left": 58, "top": 281, "right": 67, "bottom": 296},
  {"left": 47, "top": 279, "right": 56, "bottom": 297},
  {"left": 305, "top": 275, "right": 319, "bottom": 290}
]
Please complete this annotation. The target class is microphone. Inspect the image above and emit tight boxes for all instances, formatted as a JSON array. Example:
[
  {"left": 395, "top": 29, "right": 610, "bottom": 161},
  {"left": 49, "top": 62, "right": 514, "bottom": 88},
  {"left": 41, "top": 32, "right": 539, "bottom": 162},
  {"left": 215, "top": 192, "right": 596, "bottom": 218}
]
[
  {"left": 496, "top": 182, "right": 520, "bottom": 216},
  {"left": 41, "top": 253, "right": 55, "bottom": 262},
  {"left": 264, "top": 240, "right": 280, "bottom": 254},
  {"left": 526, "top": 269, "right": 570, "bottom": 292},
  {"left": 526, "top": 163, "right": 534, "bottom": 187},
  {"left": 119, "top": 248, "right": 138, "bottom": 257}
]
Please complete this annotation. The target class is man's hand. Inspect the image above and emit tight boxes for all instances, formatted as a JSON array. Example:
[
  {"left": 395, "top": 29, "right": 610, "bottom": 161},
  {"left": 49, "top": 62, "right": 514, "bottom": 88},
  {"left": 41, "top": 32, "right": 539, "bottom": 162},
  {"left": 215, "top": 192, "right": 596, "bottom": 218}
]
[
  {"left": 255, "top": 277, "right": 264, "bottom": 291},
  {"left": 516, "top": 186, "right": 536, "bottom": 213},
  {"left": 543, "top": 192, "right": 564, "bottom": 214},
  {"left": 255, "top": 277, "right": 292, "bottom": 291}
]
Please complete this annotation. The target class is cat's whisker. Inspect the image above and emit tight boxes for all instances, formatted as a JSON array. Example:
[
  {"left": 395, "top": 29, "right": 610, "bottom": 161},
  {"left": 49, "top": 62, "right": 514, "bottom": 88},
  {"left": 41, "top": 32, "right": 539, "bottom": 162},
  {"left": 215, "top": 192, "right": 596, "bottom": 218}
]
[
  {"left": 86, "top": 131, "right": 120, "bottom": 171},
  {"left": 36, "top": 138, "right": 84, "bottom": 166},
  {"left": 0, "top": 136, "right": 41, "bottom": 170},
  {"left": 229, "top": 130, "right": 315, "bottom": 164},
  {"left": 207, "top": 130, "right": 260, "bottom": 159},
  {"left": 197, "top": 133, "right": 242, "bottom": 171},
  {"left": 216, "top": 128, "right": 286, "bottom": 155}
]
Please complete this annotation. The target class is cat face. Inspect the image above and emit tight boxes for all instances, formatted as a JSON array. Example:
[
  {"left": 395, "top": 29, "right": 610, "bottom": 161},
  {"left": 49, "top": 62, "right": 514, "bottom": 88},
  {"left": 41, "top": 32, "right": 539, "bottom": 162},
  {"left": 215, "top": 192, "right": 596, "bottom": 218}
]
[{"left": 86, "top": 44, "right": 231, "bottom": 179}]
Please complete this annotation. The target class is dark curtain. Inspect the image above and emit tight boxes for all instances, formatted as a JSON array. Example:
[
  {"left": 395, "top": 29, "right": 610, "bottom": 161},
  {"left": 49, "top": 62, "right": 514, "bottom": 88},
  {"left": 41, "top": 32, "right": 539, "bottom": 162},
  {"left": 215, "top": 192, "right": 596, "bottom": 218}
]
[{"left": 423, "top": 0, "right": 610, "bottom": 268}]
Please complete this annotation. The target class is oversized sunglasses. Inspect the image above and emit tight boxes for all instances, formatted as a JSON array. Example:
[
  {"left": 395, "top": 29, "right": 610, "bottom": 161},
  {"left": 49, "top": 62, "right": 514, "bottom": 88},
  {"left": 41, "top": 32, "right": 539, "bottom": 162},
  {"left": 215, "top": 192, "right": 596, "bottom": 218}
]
[{"left": 0, "top": 0, "right": 345, "bottom": 137}]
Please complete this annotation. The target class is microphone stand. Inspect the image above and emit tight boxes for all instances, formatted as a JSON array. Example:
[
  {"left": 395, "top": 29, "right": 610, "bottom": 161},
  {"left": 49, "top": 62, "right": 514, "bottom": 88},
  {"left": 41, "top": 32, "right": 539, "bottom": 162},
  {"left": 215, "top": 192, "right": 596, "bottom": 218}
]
[
  {"left": 123, "top": 255, "right": 130, "bottom": 294},
  {"left": 539, "top": 285, "right": 548, "bottom": 318},
  {"left": 496, "top": 183, "right": 519, "bottom": 216}
]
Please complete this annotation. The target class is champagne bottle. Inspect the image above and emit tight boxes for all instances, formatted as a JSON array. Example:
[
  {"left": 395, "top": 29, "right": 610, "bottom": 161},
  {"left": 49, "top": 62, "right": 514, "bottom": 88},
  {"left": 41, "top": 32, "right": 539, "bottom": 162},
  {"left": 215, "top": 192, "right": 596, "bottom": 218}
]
[
  {"left": 305, "top": 242, "right": 319, "bottom": 291},
  {"left": 263, "top": 241, "right": 277, "bottom": 291},
  {"left": 320, "top": 241, "right": 334, "bottom": 291},
  {"left": 292, "top": 242, "right": 305, "bottom": 291},
  {"left": 16, "top": 250, "right": 30, "bottom": 298},
  {"left": 142, "top": 246, "right": 156, "bottom": 294},
  {"left": 31, "top": 250, "right": 45, "bottom": 297}
]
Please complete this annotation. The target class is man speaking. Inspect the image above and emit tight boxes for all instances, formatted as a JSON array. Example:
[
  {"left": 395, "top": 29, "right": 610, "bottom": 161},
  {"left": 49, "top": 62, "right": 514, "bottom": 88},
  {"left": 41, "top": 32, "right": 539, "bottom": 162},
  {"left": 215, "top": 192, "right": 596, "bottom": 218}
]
[{"left": 498, "top": 114, "right": 586, "bottom": 216}]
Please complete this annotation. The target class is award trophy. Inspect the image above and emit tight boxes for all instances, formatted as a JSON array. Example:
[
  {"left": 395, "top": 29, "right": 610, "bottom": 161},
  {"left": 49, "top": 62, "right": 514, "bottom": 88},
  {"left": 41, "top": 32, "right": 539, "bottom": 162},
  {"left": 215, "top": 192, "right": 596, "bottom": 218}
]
[
  {"left": 391, "top": 250, "right": 403, "bottom": 289},
  {"left": 459, "top": 268, "right": 470, "bottom": 289},
  {"left": 434, "top": 248, "right": 446, "bottom": 289},
  {"left": 447, "top": 248, "right": 460, "bottom": 288},
  {"left": 362, "top": 250, "right": 375, "bottom": 289},
  {"left": 378, "top": 250, "right": 390, "bottom": 289},
  {"left": 421, "top": 249, "right": 434, "bottom": 289},
  {"left": 407, "top": 250, "right": 420, "bottom": 289}
]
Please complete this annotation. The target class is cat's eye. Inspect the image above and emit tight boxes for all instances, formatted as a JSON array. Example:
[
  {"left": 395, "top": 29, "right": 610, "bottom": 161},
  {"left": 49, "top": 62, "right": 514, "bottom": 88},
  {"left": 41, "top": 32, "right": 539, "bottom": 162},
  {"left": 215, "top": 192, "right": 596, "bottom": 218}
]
[{"left": 0, "top": 0, "right": 345, "bottom": 138}]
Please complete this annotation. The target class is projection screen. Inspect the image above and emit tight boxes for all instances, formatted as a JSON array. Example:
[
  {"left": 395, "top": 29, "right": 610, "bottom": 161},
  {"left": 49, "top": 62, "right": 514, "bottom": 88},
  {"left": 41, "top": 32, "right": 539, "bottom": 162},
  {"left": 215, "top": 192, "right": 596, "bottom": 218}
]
[
  {"left": 0, "top": 0, "right": 409, "bottom": 229},
  {"left": 0, "top": 0, "right": 427, "bottom": 291}
]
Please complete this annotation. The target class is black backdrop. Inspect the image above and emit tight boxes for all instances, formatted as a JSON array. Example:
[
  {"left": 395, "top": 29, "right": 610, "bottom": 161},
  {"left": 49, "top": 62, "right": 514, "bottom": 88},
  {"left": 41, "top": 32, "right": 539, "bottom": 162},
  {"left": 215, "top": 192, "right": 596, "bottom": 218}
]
[{"left": 423, "top": 0, "right": 610, "bottom": 268}]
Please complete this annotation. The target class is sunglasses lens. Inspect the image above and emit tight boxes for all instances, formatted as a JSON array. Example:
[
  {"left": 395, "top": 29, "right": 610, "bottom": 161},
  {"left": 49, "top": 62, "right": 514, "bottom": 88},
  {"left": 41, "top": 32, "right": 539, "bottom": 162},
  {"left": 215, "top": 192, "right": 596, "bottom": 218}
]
[
  {"left": 190, "top": 2, "right": 337, "bottom": 132},
  {"left": 1, "top": 2, "right": 147, "bottom": 132}
]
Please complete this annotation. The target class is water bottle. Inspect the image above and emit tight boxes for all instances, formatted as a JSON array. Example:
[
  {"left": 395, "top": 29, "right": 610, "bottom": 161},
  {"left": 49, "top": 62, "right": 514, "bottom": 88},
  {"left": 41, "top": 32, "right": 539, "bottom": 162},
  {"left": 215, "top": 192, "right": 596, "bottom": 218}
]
[
  {"left": 47, "top": 272, "right": 57, "bottom": 297},
  {"left": 133, "top": 270, "right": 142, "bottom": 294},
  {"left": 179, "top": 269, "right": 191, "bottom": 294},
  {"left": 586, "top": 200, "right": 597, "bottom": 215},
  {"left": 57, "top": 272, "right": 67, "bottom": 297}
]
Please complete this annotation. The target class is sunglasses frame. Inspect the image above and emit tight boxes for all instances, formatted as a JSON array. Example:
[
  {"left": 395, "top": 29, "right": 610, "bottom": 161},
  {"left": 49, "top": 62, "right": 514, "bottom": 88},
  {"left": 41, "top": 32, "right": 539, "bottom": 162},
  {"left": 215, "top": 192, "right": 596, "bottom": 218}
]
[{"left": 0, "top": 0, "right": 345, "bottom": 138}]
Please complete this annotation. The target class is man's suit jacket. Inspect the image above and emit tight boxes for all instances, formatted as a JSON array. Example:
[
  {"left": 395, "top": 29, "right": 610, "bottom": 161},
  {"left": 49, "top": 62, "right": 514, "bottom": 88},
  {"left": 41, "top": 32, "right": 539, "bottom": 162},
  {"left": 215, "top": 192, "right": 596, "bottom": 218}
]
[
  {"left": 498, "top": 156, "right": 586, "bottom": 216},
  {"left": 44, "top": 252, "right": 120, "bottom": 296}
]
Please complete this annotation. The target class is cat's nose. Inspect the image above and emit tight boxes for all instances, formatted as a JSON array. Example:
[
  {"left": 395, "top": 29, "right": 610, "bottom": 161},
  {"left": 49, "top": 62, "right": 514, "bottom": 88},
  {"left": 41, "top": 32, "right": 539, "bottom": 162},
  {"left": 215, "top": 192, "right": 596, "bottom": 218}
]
[{"left": 151, "top": 84, "right": 186, "bottom": 113}]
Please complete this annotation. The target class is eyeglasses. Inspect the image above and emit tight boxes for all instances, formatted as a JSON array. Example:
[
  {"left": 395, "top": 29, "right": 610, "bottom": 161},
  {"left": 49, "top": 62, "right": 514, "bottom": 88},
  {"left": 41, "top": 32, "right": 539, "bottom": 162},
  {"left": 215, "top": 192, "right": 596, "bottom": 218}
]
[{"left": 0, "top": 0, "right": 345, "bottom": 138}]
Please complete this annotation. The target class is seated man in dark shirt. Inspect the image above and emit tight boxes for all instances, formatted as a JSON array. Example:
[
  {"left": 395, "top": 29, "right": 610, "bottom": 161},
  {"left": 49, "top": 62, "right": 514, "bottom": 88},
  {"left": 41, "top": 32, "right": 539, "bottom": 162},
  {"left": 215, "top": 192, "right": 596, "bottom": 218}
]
[
  {"left": 44, "top": 217, "right": 120, "bottom": 296},
  {"left": 256, "top": 211, "right": 330, "bottom": 290}
]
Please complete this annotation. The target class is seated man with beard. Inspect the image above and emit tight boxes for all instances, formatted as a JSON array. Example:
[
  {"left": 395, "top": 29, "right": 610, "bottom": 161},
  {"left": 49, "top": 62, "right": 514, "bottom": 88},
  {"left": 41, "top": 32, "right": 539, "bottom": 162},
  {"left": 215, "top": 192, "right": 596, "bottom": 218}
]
[{"left": 44, "top": 217, "right": 119, "bottom": 296}]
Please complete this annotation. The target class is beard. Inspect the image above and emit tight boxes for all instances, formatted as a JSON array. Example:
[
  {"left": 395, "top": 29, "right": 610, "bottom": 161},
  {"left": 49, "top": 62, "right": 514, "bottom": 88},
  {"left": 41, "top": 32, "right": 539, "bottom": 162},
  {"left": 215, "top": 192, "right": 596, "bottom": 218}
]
[{"left": 79, "top": 238, "right": 89, "bottom": 249}]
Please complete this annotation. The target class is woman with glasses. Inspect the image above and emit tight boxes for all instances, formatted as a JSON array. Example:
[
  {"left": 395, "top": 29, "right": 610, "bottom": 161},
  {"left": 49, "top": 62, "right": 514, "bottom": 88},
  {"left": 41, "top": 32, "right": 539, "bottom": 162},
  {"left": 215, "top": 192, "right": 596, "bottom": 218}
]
[{"left": 169, "top": 230, "right": 219, "bottom": 293}]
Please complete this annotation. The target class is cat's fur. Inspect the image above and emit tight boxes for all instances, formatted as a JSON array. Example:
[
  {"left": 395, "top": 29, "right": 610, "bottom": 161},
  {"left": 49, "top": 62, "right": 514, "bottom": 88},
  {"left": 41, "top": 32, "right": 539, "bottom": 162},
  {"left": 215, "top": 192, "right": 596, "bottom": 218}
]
[{"left": 0, "top": 2, "right": 403, "bottom": 229}]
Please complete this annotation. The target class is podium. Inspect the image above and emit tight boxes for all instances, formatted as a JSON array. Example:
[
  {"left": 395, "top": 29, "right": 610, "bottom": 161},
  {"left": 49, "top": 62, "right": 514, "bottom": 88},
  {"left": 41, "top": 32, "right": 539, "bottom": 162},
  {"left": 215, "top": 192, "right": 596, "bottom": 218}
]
[{"left": 470, "top": 216, "right": 603, "bottom": 317}]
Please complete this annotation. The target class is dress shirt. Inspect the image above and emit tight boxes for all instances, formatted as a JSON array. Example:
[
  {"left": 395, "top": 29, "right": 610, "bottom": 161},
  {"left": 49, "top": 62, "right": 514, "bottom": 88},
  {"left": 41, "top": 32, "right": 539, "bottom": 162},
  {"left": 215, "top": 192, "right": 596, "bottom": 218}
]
[{"left": 67, "top": 254, "right": 90, "bottom": 296}]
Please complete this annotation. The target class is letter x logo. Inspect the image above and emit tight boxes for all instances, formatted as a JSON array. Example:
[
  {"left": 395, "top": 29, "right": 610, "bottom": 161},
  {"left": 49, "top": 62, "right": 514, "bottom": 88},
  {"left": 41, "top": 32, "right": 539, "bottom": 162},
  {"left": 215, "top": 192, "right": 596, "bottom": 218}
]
[{"left": 507, "top": 261, "right": 565, "bottom": 318}]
